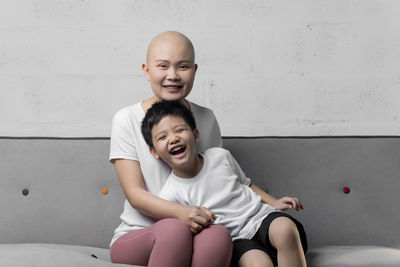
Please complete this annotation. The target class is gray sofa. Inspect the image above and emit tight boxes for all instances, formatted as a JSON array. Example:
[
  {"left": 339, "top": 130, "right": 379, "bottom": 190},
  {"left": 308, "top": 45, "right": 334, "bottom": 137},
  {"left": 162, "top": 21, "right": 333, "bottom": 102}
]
[{"left": 1, "top": 137, "right": 400, "bottom": 267}]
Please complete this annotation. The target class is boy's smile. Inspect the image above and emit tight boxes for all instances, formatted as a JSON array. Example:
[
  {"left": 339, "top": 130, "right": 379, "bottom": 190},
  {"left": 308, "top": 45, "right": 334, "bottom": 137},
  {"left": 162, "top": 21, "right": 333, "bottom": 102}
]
[{"left": 150, "top": 115, "right": 202, "bottom": 178}]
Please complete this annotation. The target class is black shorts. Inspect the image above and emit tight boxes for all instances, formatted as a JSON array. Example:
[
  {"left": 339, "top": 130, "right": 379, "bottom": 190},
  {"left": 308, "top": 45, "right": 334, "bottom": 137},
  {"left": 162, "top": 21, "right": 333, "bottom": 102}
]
[{"left": 231, "top": 212, "right": 308, "bottom": 267}]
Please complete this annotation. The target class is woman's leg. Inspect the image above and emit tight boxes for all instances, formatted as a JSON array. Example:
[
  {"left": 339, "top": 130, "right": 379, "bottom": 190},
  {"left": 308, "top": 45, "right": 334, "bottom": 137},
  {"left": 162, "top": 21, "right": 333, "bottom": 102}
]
[
  {"left": 268, "top": 217, "right": 307, "bottom": 267},
  {"left": 111, "top": 218, "right": 193, "bottom": 267},
  {"left": 191, "top": 224, "right": 233, "bottom": 267}
]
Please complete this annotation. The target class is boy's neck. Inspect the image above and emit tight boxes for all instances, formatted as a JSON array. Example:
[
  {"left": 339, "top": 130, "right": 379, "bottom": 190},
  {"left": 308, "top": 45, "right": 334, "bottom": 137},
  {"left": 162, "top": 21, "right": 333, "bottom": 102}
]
[{"left": 172, "top": 154, "right": 203, "bottom": 179}]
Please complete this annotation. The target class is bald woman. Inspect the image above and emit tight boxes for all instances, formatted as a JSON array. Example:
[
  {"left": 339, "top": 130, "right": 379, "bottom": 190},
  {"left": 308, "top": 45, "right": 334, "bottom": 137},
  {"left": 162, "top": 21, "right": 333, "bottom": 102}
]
[{"left": 109, "top": 31, "right": 232, "bottom": 267}]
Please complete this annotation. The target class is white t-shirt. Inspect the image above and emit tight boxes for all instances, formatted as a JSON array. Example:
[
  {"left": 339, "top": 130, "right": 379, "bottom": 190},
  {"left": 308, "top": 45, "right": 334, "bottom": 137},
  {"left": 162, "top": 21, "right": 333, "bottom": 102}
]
[
  {"left": 109, "top": 101, "right": 222, "bottom": 246},
  {"left": 158, "top": 147, "right": 278, "bottom": 241}
]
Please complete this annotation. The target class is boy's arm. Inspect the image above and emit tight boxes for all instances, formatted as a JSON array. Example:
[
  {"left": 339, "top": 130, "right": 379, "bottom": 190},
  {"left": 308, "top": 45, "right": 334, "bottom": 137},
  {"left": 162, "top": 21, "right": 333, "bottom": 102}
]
[{"left": 250, "top": 183, "right": 303, "bottom": 211}]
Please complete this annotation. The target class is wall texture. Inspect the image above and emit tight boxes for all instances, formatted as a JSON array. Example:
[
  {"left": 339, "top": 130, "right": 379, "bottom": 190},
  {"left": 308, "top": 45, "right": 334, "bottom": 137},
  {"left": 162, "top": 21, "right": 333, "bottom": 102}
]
[{"left": 1, "top": 0, "right": 400, "bottom": 137}]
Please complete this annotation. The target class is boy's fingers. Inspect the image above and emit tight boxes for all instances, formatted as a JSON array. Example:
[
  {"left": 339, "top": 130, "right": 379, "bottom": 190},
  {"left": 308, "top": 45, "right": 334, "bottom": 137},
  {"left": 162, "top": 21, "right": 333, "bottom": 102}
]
[
  {"left": 294, "top": 198, "right": 304, "bottom": 210},
  {"left": 282, "top": 197, "right": 303, "bottom": 211},
  {"left": 278, "top": 203, "right": 292, "bottom": 211}
]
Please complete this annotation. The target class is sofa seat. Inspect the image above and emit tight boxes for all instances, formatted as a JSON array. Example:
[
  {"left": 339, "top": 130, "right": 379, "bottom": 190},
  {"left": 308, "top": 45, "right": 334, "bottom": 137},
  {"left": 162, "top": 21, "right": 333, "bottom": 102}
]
[
  {"left": 306, "top": 246, "right": 400, "bottom": 267},
  {"left": 0, "top": 244, "right": 138, "bottom": 267},
  {"left": 1, "top": 244, "right": 400, "bottom": 267}
]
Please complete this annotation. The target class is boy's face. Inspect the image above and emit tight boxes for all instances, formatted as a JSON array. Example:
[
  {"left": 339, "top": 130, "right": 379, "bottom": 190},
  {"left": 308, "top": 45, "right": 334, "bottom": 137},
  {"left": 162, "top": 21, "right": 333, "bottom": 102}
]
[
  {"left": 143, "top": 36, "right": 198, "bottom": 102},
  {"left": 150, "top": 115, "right": 199, "bottom": 171}
]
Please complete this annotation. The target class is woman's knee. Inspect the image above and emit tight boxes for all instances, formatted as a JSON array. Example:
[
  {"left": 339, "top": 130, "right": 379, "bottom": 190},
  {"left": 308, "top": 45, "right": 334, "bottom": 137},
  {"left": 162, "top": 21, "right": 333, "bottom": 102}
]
[
  {"left": 269, "top": 217, "right": 300, "bottom": 249},
  {"left": 192, "top": 225, "right": 232, "bottom": 267},
  {"left": 151, "top": 218, "right": 192, "bottom": 244},
  {"left": 207, "top": 224, "right": 231, "bottom": 241}
]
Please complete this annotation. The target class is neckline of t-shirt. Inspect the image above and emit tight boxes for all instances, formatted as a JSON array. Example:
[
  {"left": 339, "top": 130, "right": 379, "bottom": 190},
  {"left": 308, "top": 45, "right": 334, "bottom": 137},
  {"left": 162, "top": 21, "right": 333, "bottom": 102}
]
[
  {"left": 139, "top": 100, "right": 194, "bottom": 116},
  {"left": 170, "top": 152, "right": 207, "bottom": 184}
]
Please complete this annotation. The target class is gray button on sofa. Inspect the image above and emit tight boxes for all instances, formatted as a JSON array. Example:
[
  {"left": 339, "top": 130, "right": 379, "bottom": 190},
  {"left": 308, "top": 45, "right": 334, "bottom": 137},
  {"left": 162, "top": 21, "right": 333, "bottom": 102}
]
[{"left": 1, "top": 137, "right": 400, "bottom": 266}]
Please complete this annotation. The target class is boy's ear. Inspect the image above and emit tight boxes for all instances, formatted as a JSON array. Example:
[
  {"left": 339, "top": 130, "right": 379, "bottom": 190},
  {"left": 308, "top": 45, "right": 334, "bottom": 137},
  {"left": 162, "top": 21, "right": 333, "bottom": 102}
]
[
  {"left": 193, "top": 128, "right": 200, "bottom": 143},
  {"left": 142, "top": 63, "right": 150, "bottom": 81},
  {"left": 149, "top": 147, "right": 160, "bottom": 159}
]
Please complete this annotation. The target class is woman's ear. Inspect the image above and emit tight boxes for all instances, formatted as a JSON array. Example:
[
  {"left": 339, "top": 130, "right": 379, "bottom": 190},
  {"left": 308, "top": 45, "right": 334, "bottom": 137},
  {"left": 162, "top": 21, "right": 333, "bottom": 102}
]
[
  {"left": 149, "top": 147, "right": 160, "bottom": 159},
  {"left": 142, "top": 63, "right": 150, "bottom": 81},
  {"left": 193, "top": 128, "right": 200, "bottom": 143}
]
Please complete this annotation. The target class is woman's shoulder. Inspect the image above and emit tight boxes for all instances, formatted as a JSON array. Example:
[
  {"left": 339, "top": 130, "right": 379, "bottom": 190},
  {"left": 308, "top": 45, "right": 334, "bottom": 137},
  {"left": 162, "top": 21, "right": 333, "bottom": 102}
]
[
  {"left": 112, "top": 102, "right": 144, "bottom": 123},
  {"left": 188, "top": 101, "right": 215, "bottom": 118}
]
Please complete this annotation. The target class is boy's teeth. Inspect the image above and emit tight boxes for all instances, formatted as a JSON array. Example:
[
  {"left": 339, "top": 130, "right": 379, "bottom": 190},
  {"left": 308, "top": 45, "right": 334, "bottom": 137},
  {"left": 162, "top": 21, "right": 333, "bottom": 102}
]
[{"left": 172, "top": 146, "right": 182, "bottom": 152}]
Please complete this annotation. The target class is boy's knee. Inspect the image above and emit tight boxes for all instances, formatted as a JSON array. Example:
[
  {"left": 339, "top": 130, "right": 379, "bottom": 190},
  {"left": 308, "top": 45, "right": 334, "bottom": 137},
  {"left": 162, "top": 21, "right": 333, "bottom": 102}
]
[
  {"left": 238, "top": 250, "right": 274, "bottom": 267},
  {"left": 269, "top": 217, "right": 300, "bottom": 249}
]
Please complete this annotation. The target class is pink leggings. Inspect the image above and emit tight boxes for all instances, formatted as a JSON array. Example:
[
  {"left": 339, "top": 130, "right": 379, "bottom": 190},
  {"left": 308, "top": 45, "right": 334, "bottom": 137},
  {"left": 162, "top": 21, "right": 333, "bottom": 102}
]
[{"left": 110, "top": 218, "right": 232, "bottom": 267}]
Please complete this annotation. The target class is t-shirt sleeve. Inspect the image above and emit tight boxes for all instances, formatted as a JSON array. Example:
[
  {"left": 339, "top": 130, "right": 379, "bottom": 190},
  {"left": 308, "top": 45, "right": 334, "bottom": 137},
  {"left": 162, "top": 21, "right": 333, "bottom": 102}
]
[
  {"left": 109, "top": 109, "right": 138, "bottom": 162},
  {"left": 211, "top": 110, "right": 223, "bottom": 148},
  {"left": 192, "top": 103, "right": 223, "bottom": 150},
  {"left": 226, "top": 150, "right": 251, "bottom": 186}
]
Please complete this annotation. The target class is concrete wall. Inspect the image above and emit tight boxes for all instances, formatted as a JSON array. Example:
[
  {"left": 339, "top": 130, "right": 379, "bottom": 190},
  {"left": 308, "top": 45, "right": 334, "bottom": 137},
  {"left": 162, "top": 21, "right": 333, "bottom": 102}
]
[{"left": 1, "top": 0, "right": 399, "bottom": 137}]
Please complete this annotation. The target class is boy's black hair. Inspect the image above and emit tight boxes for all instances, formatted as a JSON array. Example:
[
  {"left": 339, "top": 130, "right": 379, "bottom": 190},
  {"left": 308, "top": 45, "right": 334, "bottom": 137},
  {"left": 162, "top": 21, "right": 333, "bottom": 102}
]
[{"left": 141, "top": 100, "right": 196, "bottom": 148}]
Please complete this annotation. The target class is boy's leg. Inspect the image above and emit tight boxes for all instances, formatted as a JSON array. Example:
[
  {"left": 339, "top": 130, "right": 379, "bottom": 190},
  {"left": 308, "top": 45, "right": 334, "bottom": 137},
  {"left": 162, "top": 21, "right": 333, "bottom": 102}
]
[
  {"left": 191, "top": 224, "right": 233, "bottom": 267},
  {"left": 256, "top": 212, "right": 307, "bottom": 267},
  {"left": 110, "top": 218, "right": 193, "bottom": 267},
  {"left": 232, "top": 238, "right": 274, "bottom": 267},
  {"left": 268, "top": 217, "right": 307, "bottom": 267}
]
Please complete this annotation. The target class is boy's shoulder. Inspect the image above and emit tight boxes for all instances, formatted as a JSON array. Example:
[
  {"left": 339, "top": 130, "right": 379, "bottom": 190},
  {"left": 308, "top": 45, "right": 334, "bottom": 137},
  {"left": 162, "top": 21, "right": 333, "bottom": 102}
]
[{"left": 204, "top": 147, "right": 231, "bottom": 158}]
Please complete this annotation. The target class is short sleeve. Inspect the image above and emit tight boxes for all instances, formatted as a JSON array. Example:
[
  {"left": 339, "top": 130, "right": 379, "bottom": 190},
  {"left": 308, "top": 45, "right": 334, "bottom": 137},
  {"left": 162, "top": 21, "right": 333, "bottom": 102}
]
[
  {"left": 226, "top": 150, "right": 251, "bottom": 186},
  {"left": 109, "top": 109, "right": 138, "bottom": 162},
  {"left": 211, "top": 111, "right": 223, "bottom": 148},
  {"left": 190, "top": 102, "right": 223, "bottom": 151}
]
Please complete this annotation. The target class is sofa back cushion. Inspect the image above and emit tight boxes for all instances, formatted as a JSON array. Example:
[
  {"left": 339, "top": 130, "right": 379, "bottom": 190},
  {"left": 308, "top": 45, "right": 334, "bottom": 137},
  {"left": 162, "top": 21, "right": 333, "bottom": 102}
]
[
  {"left": 0, "top": 139, "right": 124, "bottom": 248},
  {"left": 1, "top": 137, "right": 399, "bottom": 247}
]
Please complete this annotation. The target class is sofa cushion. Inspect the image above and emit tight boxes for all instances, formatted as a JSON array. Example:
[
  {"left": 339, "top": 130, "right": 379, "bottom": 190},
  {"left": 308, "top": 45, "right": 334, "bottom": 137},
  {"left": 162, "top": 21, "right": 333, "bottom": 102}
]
[
  {"left": 0, "top": 243, "right": 142, "bottom": 267},
  {"left": 307, "top": 246, "right": 400, "bottom": 267}
]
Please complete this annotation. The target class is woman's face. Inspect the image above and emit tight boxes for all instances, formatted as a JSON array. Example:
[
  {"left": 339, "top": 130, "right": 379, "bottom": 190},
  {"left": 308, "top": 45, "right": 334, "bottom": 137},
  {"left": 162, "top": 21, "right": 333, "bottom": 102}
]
[{"left": 143, "top": 37, "right": 198, "bottom": 102}]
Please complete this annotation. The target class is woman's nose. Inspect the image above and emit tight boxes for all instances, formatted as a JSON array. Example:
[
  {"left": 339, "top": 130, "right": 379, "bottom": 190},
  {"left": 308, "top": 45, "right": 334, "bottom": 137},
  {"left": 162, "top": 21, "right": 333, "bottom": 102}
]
[{"left": 167, "top": 68, "right": 179, "bottom": 80}]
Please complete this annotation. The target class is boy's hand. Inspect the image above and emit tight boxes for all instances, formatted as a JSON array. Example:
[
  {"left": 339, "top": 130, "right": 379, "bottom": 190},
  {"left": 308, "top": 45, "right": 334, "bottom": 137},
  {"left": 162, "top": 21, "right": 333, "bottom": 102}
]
[
  {"left": 179, "top": 206, "right": 216, "bottom": 234},
  {"left": 273, "top": 197, "right": 304, "bottom": 211}
]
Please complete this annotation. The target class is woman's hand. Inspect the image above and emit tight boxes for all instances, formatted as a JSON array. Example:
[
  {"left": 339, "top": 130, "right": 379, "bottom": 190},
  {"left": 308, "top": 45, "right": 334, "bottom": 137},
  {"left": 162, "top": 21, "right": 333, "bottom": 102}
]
[
  {"left": 178, "top": 206, "right": 215, "bottom": 234},
  {"left": 273, "top": 197, "right": 304, "bottom": 211}
]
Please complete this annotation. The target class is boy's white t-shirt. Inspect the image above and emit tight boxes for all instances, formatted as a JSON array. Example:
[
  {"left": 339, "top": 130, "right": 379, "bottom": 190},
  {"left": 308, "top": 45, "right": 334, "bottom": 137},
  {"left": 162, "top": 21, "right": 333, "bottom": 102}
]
[
  {"left": 109, "top": 100, "right": 222, "bottom": 246},
  {"left": 158, "top": 147, "right": 278, "bottom": 241}
]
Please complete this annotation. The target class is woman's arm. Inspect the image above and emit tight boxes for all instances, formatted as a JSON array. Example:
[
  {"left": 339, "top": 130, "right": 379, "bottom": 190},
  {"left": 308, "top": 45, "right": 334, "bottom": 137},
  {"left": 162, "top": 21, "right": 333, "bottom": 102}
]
[
  {"left": 250, "top": 183, "right": 303, "bottom": 211},
  {"left": 114, "top": 159, "right": 215, "bottom": 233}
]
